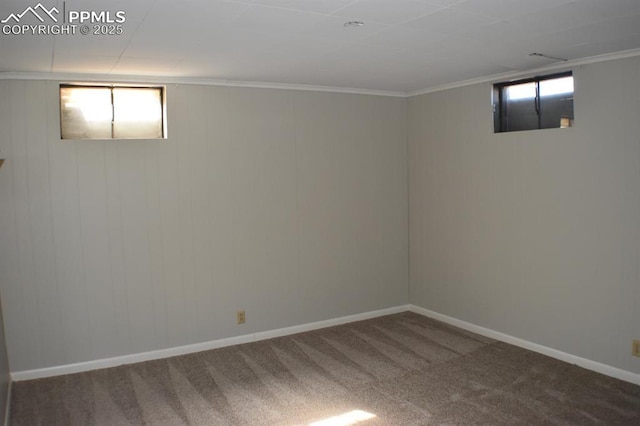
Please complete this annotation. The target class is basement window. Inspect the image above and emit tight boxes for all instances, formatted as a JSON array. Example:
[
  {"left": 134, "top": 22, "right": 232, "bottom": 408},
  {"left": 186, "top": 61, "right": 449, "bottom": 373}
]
[
  {"left": 493, "top": 72, "right": 574, "bottom": 133},
  {"left": 60, "top": 85, "right": 166, "bottom": 139}
]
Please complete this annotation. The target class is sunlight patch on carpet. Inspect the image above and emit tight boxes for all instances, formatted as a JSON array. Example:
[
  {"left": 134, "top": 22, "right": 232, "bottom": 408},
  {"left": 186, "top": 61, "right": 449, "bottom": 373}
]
[{"left": 309, "top": 409, "right": 376, "bottom": 426}]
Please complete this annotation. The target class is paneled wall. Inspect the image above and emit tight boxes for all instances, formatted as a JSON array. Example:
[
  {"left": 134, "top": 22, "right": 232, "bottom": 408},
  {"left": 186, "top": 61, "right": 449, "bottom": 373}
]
[
  {"left": 0, "top": 81, "right": 408, "bottom": 371},
  {"left": 408, "top": 56, "right": 640, "bottom": 374}
]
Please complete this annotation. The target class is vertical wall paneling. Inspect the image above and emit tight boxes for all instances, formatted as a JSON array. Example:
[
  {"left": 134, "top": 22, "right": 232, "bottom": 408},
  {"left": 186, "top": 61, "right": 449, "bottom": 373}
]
[
  {"left": 227, "top": 88, "right": 300, "bottom": 332},
  {"left": 261, "top": 92, "right": 301, "bottom": 328},
  {"left": 174, "top": 86, "right": 199, "bottom": 346},
  {"left": 0, "top": 82, "right": 13, "bottom": 418},
  {"left": 104, "top": 135, "right": 133, "bottom": 356},
  {"left": 227, "top": 88, "right": 263, "bottom": 332},
  {"left": 144, "top": 122, "right": 170, "bottom": 351},
  {"left": 186, "top": 86, "right": 216, "bottom": 342},
  {"left": 76, "top": 140, "right": 119, "bottom": 359},
  {"left": 117, "top": 140, "right": 157, "bottom": 354},
  {"left": 23, "top": 80, "right": 65, "bottom": 367},
  {"left": 46, "top": 81, "right": 91, "bottom": 365},
  {"left": 370, "top": 98, "right": 408, "bottom": 304},
  {"left": 204, "top": 87, "right": 237, "bottom": 340},
  {"left": 8, "top": 81, "right": 42, "bottom": 371},
  {"left": 1, "top": 81, "right": 408, "bottom": 371},
  {"left": 156, "top": 85, "right": 189, "bottom": 349},
  {"left": 0, "top": 82, "right": 29, "bottom": 371},
  {"left": 294, "top": 92, "right": 351, "bottom": 321}
]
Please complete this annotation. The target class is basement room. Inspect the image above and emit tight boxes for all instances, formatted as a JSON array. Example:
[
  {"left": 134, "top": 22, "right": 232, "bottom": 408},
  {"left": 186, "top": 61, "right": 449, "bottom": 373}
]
[{"left": 0, "top": 0, "right": 639, "bottom": 424}]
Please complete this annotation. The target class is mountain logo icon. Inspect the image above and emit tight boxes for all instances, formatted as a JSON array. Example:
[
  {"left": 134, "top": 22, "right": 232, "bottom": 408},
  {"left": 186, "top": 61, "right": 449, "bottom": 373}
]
[{"left": 1, "top": 3, "right": 59, "bottom": 24}]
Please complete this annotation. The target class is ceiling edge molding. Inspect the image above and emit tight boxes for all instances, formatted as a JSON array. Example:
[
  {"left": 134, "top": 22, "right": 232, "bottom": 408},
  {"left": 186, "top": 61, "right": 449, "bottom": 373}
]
[
  {"left": 223, "top": 80, "right": 405, "bottom": 97},
  {"left": 406, "top": 48, "right": 640, "bottom": 98},
  {"left": 1, "top": 48, "right": 639, "bottom": 98},
  {"left": 0, "top": 72, "right": 406, "bottom": 98}
]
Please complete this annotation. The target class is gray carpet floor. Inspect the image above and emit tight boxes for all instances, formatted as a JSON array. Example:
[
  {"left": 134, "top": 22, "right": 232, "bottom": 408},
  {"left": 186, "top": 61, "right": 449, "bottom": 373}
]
[{"left": 10, "top": 312, "right": 640, "bottom": 425}]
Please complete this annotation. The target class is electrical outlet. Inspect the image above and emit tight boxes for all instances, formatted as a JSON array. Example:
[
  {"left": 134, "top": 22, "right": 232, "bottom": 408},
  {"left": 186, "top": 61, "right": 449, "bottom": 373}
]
[
  {"left": 237, "top": 310, "right": 246, "bottom": 325},
  {"left": 633, "top": 340, "right": 640, "bottom": 357}
]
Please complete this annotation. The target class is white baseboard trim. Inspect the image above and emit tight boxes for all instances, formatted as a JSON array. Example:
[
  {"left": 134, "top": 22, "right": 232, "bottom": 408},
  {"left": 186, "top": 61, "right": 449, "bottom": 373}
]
[
  {"left": 409, "top": 304, "right": 640, "bottom": 386},
  {"left": 11, "top": 305, "right": 410, "bottom": 382},
  {"left": 3, "top": 380, "right": 11, "bottom": 426}
]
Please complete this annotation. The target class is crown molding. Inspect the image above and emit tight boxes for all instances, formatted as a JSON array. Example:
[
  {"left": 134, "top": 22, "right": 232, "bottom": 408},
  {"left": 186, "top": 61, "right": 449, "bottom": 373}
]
[
  {"left": 406, "top": 48, "right": 640, "bottom": 97},
  {"left": 1, "top": 48, "right": 639, "bottom": 98},
  {"left": 0, "top": 72, "right": 406, "bottom": 98}
]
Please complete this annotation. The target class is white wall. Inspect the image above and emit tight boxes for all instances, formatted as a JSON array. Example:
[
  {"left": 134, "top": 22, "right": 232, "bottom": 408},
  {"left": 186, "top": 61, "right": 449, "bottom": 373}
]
[
  {"left": 408, "top": 56, "right": 640, "bottom": 374},
  {"left": 0, "top": 81, "right": 408, "bottom": 372},
  {"left": 4, "top": 55, "right": 638, "bottom": 379},
  {"left": 0, "top": 294, "right": 10, "bottom": 421}
]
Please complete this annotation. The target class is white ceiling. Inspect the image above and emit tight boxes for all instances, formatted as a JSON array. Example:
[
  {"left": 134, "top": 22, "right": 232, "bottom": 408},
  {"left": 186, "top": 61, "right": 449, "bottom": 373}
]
[{"left": 1, "top": 0, "right": 639, "bottom": 94}]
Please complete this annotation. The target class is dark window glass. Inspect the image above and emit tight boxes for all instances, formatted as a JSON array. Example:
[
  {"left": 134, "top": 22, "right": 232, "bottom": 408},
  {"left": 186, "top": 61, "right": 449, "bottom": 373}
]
[{"left": 494, "top": 72, "right": 573, "bottom": 133}]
